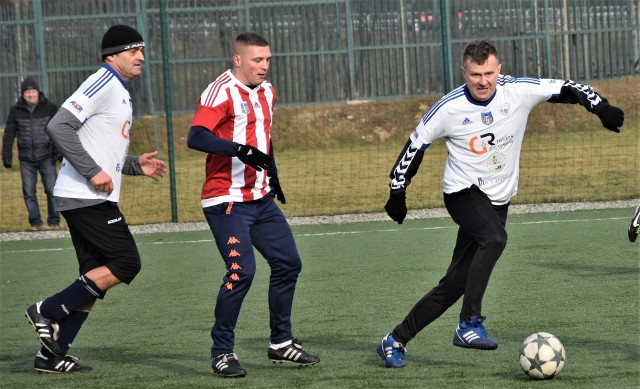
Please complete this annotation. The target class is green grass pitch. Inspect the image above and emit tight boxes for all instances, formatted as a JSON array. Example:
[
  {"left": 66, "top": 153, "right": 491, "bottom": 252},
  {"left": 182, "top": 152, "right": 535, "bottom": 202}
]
[{"left": 1, "top": 208, "right": 638, "bottom": 388}]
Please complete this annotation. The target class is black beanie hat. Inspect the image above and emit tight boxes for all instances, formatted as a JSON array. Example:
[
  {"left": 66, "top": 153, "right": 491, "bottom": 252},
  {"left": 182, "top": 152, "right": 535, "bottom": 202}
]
[
  {"left": 101, "top": 25, "right": 145, "bottom": 56},
  {"left": 20, "top": 77, "right": 39, "bottom": 93}
]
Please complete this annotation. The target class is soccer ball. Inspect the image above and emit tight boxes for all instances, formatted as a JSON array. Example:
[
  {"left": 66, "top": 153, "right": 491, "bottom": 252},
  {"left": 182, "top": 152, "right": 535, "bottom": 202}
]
[{"left": 519, "top": 332, "right": 565, "bottom": 379}]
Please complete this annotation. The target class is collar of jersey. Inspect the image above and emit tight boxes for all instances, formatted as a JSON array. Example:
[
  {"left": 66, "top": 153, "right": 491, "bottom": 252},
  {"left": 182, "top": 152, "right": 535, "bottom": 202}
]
[
  {"left": 463, "top": 84, "right": 495, "bottom": 107},
  {"left": 101, "top": 64, "right": 129, "bottom": 90}
]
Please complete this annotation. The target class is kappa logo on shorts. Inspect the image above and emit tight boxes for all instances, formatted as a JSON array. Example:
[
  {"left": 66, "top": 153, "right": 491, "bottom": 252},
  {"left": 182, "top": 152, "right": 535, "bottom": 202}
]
[
  {"left": 228, "top": 249, "right": 241, "bottom": 257},
  {"left": 107, "top": 217, "right": 122, "bottom": 224},
  {"left": 227, "top": 236, "right": 240, "bottom": 244},
  {"left": 230, "top": 262, "right": 242, "bottom": 270},
  {"left": 225, "top": 282, "right": 233, "bottom": 291},
  {"left": 230, "top": 273, "right": 240, "bottom": 281}
]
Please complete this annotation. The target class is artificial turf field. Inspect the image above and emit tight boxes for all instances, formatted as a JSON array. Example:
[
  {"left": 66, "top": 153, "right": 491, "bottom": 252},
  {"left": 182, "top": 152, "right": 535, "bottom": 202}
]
[{"left": 1, "top": 207, "right": 638, "bottom": 388}]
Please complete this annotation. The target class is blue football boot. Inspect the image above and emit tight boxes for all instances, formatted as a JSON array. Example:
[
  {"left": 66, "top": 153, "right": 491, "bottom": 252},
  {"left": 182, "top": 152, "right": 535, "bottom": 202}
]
[
  {"left": 377, "top": 333, "right": 407, "bottom": 368},
  {"left": 453, "top": 315, "right": 498, "bottom": 350}
]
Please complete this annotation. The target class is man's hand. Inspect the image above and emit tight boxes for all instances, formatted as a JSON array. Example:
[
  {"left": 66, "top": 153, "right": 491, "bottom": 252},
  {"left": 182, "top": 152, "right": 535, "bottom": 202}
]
[
  {"left": 269, "top": 176, "right": 286, "bottom": 204},
  {"left": 235, "top": 144, "right": 270, "bottom": 171},
  {"left": 595, "top": 104, "right": 624, "bottom": 133},
  {"left": 90, "top": 170, "right": 114, "bottom": 194},
  {"left": 139, "top": 151, "right": 167, "bottom": 181},
  {"left": 385, "top": 190, "right": 407, "bottom": 224},
  {"left": 3, "top": 158, "right": 11, "bottom": 169}
]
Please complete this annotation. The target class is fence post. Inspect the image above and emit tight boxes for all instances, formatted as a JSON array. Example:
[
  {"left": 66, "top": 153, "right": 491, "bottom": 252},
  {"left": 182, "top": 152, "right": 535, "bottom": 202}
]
[
  {"left": 440, "top": 0, "right": 453, "bottom": 93},
  {"left": 32, "top": 0, "right": 47, "bottom": 92},
  {"left": 159, "top": 0, "right": 178, "bottom": 223},
  {"left": 344, "top": 0, "right": 355, "bottom": 100}
]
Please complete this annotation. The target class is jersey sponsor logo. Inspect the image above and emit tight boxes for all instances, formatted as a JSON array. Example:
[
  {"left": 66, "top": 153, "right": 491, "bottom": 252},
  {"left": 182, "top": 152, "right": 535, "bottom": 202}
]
[
  {"left": 462, "top": 117, "right": 473, "bottom": 125},
  {"left": 469, "top": 133, "right": 514, "bottom": 155},
  {"left": 240, "top": 101, "right": 250, "bottom": 114},
  {"left": 121, "top": 119, "right": 130, "bottom": 139},
  {"left": 477, "top": 173, "right": 512, "bottom": 187},
  {"left": 485, "top": 151, "right": 507, "bottom": 173},
  {"left": 107, "top": 217, "right": 122, "bottom": 224},
  {"left": 253, "top": 101, "right": 260, "bottom": 108},
  {"left": 469, "top": 133, "right": 495, "bottom": 155},
  {"left": 498, "top": 103, "right": 510, "bottom": 116},
  {"left": 68, "top": 100, "right": 83, "bottom": 113},
  {"left": 481, "top": 111, "right": 493, "bottom": 125}
]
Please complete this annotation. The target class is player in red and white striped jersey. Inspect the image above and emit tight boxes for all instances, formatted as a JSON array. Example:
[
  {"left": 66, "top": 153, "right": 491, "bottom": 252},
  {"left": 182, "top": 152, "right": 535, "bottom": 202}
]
[{"left": 187, "top": 32, "right": 319, "bottom": 378}]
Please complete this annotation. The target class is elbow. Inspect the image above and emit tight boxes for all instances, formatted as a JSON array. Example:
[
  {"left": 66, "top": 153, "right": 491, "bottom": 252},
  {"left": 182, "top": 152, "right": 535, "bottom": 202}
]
[{"left": 186, "top": 127, "right": 197, "bottom": 150}]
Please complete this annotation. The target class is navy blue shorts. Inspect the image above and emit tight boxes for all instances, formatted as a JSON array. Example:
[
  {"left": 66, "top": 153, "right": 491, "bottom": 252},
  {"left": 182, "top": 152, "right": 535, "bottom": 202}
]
[{"left": 61, "top": 201, "right": 141, "bottom": 285}]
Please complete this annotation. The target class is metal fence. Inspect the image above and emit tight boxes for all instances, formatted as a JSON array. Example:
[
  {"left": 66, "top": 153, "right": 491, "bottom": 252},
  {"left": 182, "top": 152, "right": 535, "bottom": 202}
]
[
  {"left": 1, "top": 0, "right": 638, "bottom": 127},
  {"left": 0, "top": 0, "right": 638, "bottom": 229}
]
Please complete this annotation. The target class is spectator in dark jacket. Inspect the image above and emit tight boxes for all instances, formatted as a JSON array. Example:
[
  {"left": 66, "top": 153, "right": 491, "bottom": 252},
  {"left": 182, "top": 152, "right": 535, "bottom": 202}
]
[{"left": 2, "top": 77, "right": 60, "bottom": 231}]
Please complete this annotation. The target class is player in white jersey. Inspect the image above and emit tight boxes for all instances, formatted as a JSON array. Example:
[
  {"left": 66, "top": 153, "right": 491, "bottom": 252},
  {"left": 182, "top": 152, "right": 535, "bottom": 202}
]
[
  {"left": 377, "top": 39, "right": 624, "bottom": 368},
  {"left": 187, "top": 32, "right": 319, "bottom": 378},
  {"left": 629, "top": 206, "right": 640, "bottom": 242},
  {"left": 24, "top": 25, "right": 166, "bottom": 374}
]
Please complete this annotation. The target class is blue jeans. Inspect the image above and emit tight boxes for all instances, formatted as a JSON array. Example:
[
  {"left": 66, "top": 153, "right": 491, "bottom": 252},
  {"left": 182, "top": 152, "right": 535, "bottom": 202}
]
[{"left": 19, "top": 158, "right": 59, "bottom": 226}]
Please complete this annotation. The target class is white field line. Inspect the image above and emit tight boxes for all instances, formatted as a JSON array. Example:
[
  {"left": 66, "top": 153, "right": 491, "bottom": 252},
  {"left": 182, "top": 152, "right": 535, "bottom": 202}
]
[{"left": 1, "top": 216, "right": 627, "bottom": 255}]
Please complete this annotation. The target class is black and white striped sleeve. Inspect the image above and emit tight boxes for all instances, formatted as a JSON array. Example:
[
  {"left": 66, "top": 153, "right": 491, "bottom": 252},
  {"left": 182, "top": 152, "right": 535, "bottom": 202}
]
[
  {"left": 389, "top": 139, "right": 428, "bottom": 191},
  {"left": 554, "top": 80, "right": 607, "bottom": 113}
]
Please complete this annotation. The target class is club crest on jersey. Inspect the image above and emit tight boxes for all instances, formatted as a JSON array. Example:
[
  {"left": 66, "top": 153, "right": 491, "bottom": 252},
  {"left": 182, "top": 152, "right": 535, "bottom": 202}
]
[
  {"left": 498, "top": 103, "right": 510, "bottom": 116},
  {"left": 240, "top": 101, "right": 250, "bottom": 115},
  {"left": 481, "top": 111, "right": 493, "bottom": 125}
]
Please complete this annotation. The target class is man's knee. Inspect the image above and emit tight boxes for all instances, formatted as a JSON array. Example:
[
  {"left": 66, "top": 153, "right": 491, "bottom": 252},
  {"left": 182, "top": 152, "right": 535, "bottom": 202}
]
[
  {"left": 484, "top": 229, "right": 508, "bottom": 253},
  {"left": 106, "top": 253, "right": 142, "bottom": 285}
]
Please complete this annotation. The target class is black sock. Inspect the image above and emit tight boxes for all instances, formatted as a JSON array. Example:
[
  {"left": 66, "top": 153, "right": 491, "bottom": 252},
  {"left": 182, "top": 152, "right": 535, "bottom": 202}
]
[
  {"left": 57, "top": 310, "right": 90, "bottom": 356},
  {"left": 40, "top": 276, "right": 104, "bottom": 321}
]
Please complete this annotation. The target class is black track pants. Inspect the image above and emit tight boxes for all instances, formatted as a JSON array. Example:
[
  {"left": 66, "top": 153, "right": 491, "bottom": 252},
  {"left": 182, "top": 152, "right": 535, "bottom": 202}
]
[{"left": 393, "top": 186, "right": 508, "bottom": 344}]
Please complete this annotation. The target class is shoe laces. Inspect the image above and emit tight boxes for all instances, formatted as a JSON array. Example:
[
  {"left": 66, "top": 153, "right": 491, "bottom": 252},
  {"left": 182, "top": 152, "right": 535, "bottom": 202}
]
[
  {"left": 392, "top": 343, "right": 406, "bottom": 360},
  {"left": 385, "top": 336, "right": 406, "bottom": 359},
  {"left": 473, "top": 316, "right": 488, "bottom": 337},
  {"left": 291, "top": 338, "right": 303, "bottom": 349}
]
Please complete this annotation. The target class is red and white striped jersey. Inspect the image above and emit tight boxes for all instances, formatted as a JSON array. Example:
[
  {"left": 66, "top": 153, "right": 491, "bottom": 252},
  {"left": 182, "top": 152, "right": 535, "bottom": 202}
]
[{"left": 191, "top": 70, "right": 276, "bottom": 207}]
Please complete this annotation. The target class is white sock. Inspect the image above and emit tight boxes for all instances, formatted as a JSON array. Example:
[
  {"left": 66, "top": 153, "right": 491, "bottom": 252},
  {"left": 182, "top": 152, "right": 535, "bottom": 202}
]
[{"left": 269, "top": 339, "right": 292, "bottom": 350}]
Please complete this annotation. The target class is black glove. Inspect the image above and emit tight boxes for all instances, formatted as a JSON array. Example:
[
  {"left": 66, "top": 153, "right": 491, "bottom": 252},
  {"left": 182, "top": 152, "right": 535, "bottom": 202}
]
[
  {"left": 235, "top": 144, "right": 270, "bottom": 171},
  {"left": 385, "top": 189, "right": 407, "bottom": 224},
  {"left": 269, "top": 176, "right": 286, "bottom": 204},
  {"left": 595, "top": 104, "right": 624, "bottom": 133},
  {"left": 3, "top": 158, "right": 11, "bottom": 169}
]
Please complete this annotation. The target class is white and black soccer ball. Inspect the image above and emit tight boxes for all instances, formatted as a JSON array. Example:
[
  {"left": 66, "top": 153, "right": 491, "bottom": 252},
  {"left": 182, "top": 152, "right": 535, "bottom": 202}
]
[{"left": 519, "top": 332, "right": 565, "bottom": 380}]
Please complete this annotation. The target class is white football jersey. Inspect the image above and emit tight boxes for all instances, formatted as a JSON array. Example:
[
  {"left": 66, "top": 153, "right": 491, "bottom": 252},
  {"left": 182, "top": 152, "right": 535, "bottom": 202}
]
[
  {"left": 54, "top": 65, "right": 133, "bottom": 202},
  {"left": 410, "top": 75, "right": 564, "bottom": 205}
]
